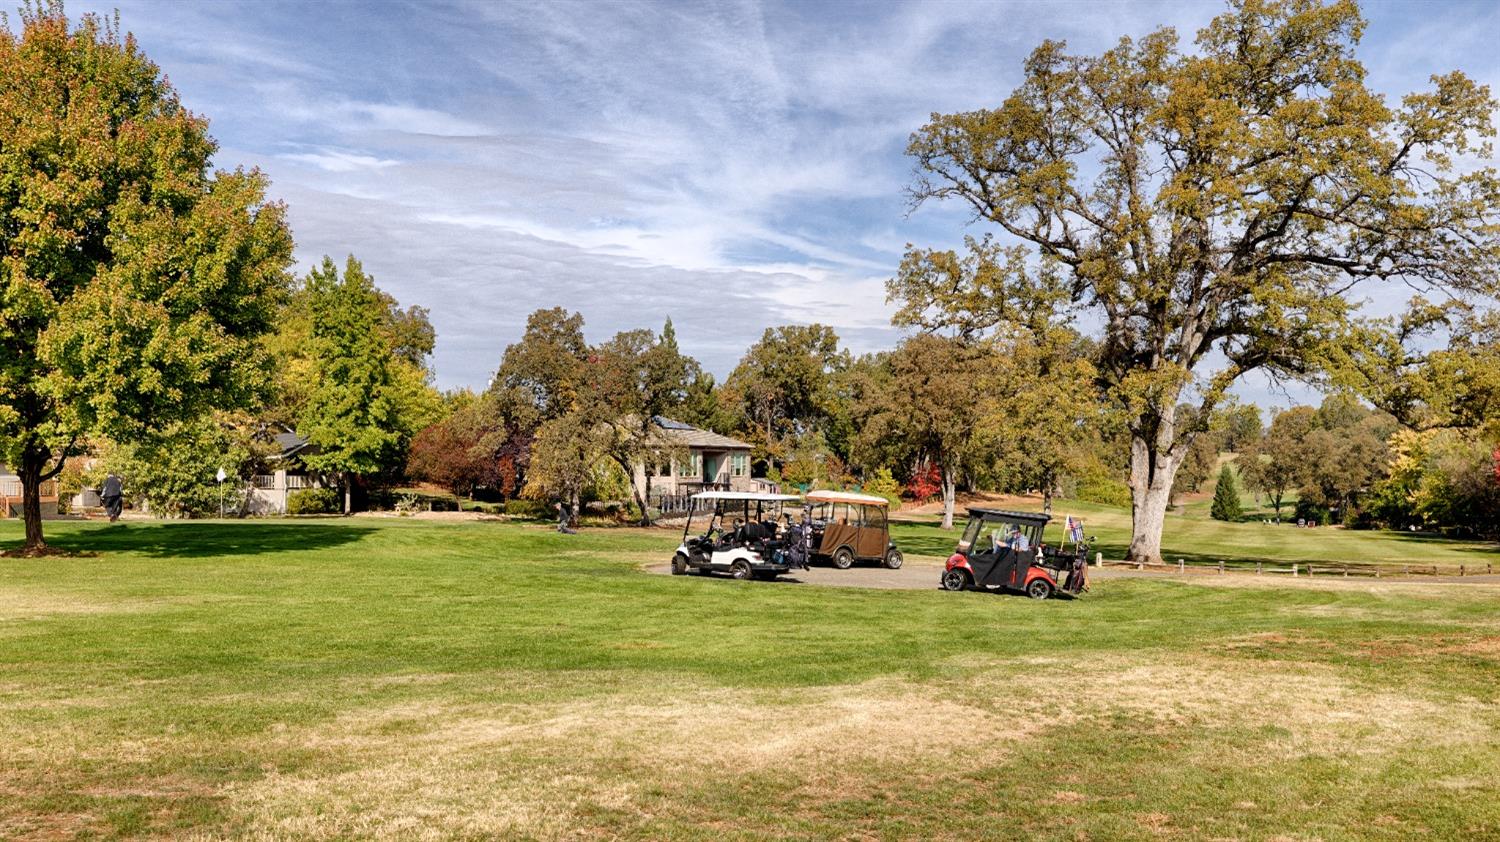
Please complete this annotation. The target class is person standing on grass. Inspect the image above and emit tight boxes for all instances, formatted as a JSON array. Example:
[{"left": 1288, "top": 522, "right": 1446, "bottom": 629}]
[
  {"left": 101, "top": 473, "right": 123, "bottom": 522},
  {"left": 556, "top": 500, "right": 576, "bottom": 534}
]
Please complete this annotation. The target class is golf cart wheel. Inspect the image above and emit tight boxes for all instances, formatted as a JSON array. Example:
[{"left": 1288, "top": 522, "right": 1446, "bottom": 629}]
[
  {"left": 1026, "top": 578, "right": 1054, "bottom": 600},
  {"left": 832, "top": 548, "right": 855, "bottom": 570},
  {"left": 671, "top": 553, "right": 689, "bottom": 576},
  {"left": 883, "top": 549, "right": 904, "bottom": 570},
  {"left": 729, "top": 560, "right": 753, "bottom": 580},
  {"left": 941, "top": 569, "right": 970, "bottom": 591}
]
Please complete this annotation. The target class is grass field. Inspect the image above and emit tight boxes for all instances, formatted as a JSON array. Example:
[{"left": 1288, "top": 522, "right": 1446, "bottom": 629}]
[{"left": 2, "top": 515, "right": 1499, "bottom": 839}]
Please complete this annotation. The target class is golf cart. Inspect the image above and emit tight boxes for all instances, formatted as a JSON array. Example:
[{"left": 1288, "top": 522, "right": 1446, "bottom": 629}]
[
  {"left": 940, "top": 508, "right": 1089, "bottom": 599},
  {"left": 803, "top": 490, "right": 903, "bottom": 569},
  {"left": 671, "top": 491, "right": 806, "bottom": 580}
]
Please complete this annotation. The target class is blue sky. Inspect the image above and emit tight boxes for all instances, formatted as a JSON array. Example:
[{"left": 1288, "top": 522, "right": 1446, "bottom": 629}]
[{"left": 61, "top": 0, "right": 1500, "bottom": 406}]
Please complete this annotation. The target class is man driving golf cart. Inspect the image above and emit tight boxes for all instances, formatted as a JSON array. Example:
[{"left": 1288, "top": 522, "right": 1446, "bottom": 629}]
[
  {"left": 940, "top": 509, "right": 1090, "bottom": 599},
  {"left": 671, "top": 491, "right": 806, "bottom": 580}
]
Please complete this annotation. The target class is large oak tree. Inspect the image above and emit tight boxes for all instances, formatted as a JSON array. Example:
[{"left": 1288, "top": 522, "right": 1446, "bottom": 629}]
[
  {"left": 904, "top": 0, "right": 1500, "bottom": 562},
  {"left": 1, "top": 6, "right": 292, "bottom": 550}
]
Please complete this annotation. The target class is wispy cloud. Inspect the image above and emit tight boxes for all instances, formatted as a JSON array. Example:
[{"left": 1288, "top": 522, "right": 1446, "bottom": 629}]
[{"left": 277, "top": 147, "right": 401, "bottom": 173}]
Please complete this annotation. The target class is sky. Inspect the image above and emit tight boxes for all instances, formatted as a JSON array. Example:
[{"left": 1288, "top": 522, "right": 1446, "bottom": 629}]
[{"left": 59, "top": 0, "right": 1500, "bottom": 405}]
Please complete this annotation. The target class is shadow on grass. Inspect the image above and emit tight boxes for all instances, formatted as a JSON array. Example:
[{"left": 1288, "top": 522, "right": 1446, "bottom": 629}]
[{"left": 30, "top": 521, "right": 377, "bottom": 559}]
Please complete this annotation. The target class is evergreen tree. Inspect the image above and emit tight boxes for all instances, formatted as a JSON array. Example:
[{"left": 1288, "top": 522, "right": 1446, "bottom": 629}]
[{"left": 1210, "top": 465, "right": 1243, "bottom": 522}]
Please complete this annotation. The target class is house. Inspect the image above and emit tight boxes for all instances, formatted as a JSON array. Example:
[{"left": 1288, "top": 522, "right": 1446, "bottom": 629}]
[
  {"left": 634, "top": 417, "right": 768, "bottom": 506},
  {"left": 0, "top": 464, "right": 59, "bottom": 518},
  {"left": 246, "top": 432, "right": 324, "bottom": 515}
]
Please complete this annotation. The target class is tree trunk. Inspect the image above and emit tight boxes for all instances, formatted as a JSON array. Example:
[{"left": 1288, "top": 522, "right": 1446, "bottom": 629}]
[
  {"left": 1041, "top": 472, "right": 1054, "bottom": 515},
  {"left": 1126, "top": 433, "right": 1184, "bottom": 565},
  {"left": 611, "top": 454, "right": 653, "bottom": 527},
  {"left": 940, "top": 466, "right": 957, "bottom": 530},
  {"left": 343, "top": 473, "right": 352, "bottom": 515},
  {"left": 19, "top": 450, "right": 47, "bottom": 550}
]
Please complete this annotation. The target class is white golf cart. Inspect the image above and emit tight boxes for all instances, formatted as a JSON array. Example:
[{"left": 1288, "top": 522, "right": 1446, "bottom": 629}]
[{"left": 671, "top": 491, "right": 806, "bottom": 580}]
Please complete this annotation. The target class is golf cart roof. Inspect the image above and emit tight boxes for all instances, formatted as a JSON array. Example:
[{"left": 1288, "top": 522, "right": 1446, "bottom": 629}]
[
  {"left": 804, "top": 490, "right": 889, "bottom": 507},
  {"left": 967, "top": 508, "right": 1052, "bottom": 527},
  {"left": 690, "top": 491, "right": 803, "bottom": 503}
]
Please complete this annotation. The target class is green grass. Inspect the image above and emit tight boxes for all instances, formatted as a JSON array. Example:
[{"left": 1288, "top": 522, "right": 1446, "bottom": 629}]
[
  {"left": 2, "top": 517, "right": 1498, "bottom": 839},
  {"left": 891, "top": 497, "right": 1500, "bottom": 570}
]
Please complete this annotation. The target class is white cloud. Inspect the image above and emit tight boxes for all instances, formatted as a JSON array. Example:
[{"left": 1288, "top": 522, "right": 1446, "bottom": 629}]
[{"left": 277, "top": 148, "right": 401, "bottom": 173}]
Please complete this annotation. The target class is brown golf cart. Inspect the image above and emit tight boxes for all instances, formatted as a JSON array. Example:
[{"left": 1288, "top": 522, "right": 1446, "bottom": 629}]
[{"left": 803, "top": 490, "right": 903, "bottom": 570}]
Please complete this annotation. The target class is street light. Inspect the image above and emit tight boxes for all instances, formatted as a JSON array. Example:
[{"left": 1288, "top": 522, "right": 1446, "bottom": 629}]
[{"left": 216, "top": 467, "right": 227, "bottom": 518}]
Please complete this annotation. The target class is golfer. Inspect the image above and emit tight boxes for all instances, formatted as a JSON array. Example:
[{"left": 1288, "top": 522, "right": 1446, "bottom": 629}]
[{"left": 101, "top": 473, "right": 124, "bottom": 522}]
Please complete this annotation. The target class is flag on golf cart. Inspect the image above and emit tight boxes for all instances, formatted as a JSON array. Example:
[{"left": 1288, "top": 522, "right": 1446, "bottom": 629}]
[{"left": 1065, "top": 516, "right": 1084, "bottom": 544}]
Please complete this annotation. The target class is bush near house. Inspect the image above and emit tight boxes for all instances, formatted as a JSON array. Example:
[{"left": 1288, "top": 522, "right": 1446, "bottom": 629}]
[{"left": 287, "top": 488, "right": 340, "bottom": 515}]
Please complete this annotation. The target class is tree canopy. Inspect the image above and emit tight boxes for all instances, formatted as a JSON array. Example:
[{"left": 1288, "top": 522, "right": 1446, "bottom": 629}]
[
  {"left": 0, "top": 5, "right": 293, "bottom": 549},
  {"left": 905, "top": 0, "right": 1500, "bottom": 561}
]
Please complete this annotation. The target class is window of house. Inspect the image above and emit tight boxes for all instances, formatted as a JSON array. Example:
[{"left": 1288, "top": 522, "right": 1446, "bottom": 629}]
[
  {"left": 730, "top": 453, "right": 748, "bottom": 477},
  {"left": 676, "top": 453, "right": 701, "bottom": 478}
]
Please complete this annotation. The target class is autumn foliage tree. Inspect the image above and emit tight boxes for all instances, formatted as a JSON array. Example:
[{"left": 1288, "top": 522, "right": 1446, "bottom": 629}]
[
  {"left": 905, "top": 0, "right": 1500, "bottom": 562},
  {"left": 0, "top": 5, "right": 292, "bottom": 550}
]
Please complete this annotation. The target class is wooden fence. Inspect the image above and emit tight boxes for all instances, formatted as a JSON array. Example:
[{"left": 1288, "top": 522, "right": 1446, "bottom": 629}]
[{"left": 1097, "top": 556, "right": 1496, "bottom": 579}]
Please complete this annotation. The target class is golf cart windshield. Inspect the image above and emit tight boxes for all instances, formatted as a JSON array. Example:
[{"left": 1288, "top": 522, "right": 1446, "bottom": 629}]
[{"left": 957, "top": 508, "right": 1050, "bottom": 552}]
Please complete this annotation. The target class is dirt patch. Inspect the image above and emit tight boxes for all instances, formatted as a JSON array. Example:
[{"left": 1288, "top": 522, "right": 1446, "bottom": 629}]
[{"left": 0, "top": 546, "right": 97, "bottom": 558}]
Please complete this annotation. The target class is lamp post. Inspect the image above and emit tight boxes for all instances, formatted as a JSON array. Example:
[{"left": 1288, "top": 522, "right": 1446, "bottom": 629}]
[{"left": 216, "top": 467, "right": 227, "bottom": 518}]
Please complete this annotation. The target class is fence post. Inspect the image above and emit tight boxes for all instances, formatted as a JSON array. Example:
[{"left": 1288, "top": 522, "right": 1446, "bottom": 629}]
[
  {"left": 1178, "top": 559, "right": 1185, "bottom": 573},
  {"left": 1257, "top": 562, "right": 1262, "bottom": 575},
  {"left": 1095, "top": 552, "right": 1102, "bottom": 568},
  {"left": 1218, "top": 559, "right": 1225, "bottom": 574},
  {"left": 1342, "top": 564, "right": 1348, "bottom": 578},
  {"left": 1292, "top": 564, "right": 1298, "bottom": 577}
]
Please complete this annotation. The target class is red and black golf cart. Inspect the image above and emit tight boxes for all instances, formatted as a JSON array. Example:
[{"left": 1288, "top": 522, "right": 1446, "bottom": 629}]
[{"left": 940, "top": 508, "right": 1089, "bottom": 599}]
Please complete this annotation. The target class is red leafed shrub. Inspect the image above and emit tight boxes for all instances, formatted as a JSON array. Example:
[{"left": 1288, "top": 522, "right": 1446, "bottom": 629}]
[{"left": 905, "top": 463, "right": 942, "bottom": 502}]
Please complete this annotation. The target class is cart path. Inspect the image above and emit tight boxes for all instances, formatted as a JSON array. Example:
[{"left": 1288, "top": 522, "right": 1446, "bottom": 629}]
[{"left": 641, "top": 561, "right": 1500, "bottom": 590}]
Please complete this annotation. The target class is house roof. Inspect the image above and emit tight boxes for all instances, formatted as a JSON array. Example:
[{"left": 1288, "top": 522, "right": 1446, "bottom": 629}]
[
  {"left": 650, "top": 417, "right": 752, "bottom": 450},
  {"left": 273, "top": 432, "right": 312, "bottom": 459}
]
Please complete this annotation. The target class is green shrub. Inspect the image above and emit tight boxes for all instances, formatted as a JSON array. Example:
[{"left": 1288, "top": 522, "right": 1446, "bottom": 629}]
[
  {"left": 287, "top": 487, "right": 340, "bottom": 515},
  {"left": 504, "top": 499, "right": 550, "bottom": 519},
  {"left": 862, "top": 468, "right": 904, "bottom": 507}
]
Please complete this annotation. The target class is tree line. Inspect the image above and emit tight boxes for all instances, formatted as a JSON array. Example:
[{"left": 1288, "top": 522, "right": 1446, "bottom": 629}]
[{"left": 4, "top": 1, "right": 1499, "bottom": 559}]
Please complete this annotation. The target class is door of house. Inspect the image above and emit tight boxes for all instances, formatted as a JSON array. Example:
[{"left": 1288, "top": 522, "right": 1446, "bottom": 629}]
[{"left": 702, "top": 453, "right": 720, "bottom": 484}]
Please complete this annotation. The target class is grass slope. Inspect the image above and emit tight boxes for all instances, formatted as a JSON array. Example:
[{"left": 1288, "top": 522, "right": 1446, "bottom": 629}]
[{"left": 1, "top": 517, "right": 1498, "bottom": 839}]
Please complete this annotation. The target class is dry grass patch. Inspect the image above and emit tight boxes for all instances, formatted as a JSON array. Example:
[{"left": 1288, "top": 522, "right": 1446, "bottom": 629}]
[{"left": 213, "top": 651, "right": 1497, "bottom": 838}]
